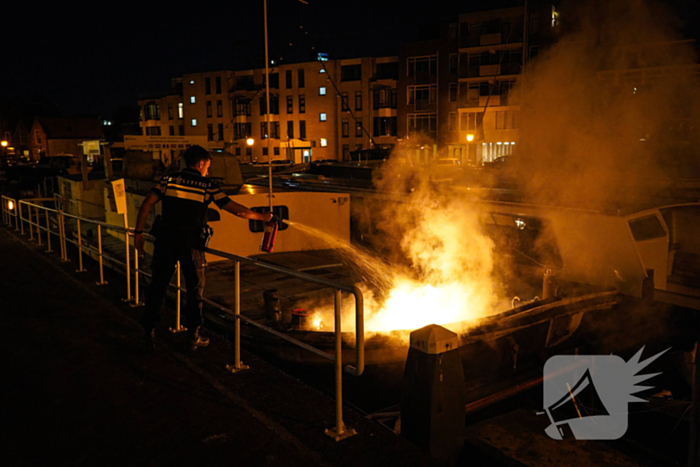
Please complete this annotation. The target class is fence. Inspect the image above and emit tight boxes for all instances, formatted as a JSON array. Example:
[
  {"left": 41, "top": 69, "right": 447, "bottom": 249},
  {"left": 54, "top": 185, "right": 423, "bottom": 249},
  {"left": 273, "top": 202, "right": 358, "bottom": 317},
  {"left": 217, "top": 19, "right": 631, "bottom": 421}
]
[{"left": 1, "top": 196, "right": 365, "bottom": 441}]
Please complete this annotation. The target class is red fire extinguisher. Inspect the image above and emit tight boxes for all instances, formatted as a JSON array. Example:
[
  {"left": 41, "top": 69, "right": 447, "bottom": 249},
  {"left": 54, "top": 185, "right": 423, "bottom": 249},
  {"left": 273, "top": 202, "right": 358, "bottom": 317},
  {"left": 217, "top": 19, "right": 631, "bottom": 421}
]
[{"left": 260, "top": 218, "right": 279, "bottom": 253}]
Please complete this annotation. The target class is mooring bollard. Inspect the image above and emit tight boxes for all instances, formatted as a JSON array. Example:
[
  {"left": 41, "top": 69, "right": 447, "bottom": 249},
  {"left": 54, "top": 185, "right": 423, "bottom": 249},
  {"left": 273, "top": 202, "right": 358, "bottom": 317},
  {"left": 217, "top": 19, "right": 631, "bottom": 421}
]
[{"left": 400, "top": 324, "right": 466, "bottom": 462}]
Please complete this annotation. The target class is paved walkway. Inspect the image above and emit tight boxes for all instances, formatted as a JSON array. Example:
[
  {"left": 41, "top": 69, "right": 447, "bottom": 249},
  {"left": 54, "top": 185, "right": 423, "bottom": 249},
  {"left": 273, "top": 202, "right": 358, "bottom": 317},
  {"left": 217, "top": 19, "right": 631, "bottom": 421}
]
[{"left": 0, "top": 226, "right": 439, "bottom": 466}]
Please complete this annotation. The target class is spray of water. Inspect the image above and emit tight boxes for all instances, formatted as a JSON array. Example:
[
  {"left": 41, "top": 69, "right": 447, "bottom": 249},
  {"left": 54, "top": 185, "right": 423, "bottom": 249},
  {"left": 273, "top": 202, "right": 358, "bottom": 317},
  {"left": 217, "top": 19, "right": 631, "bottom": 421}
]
[{"left": 284, "top": 219, "right": 398, "bottom": 292}]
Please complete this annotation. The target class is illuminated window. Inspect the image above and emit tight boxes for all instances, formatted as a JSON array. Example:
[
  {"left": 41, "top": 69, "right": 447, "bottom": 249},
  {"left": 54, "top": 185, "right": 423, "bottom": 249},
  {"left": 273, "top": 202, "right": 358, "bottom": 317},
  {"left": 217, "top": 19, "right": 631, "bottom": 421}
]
[
  {"left": 319, "top": 87, "right": 326, "bottom": 95},
  {"left": 320, "top": 113, "right": 327, "bottom": 122},
  {"left": 191, "top": 119, "right": 197, "bottom": 127},
  {"left": 189, "top": 80, "right": 195, "bottom": 85},
  {"left": 178, "top": 103, "right": 184, "bottom": 119},
  {"left": 190, "top": 96, "right": 196, "bottom": 104},
  {"left": 320, "top": 138, "right": 328, "bottom": 147}
]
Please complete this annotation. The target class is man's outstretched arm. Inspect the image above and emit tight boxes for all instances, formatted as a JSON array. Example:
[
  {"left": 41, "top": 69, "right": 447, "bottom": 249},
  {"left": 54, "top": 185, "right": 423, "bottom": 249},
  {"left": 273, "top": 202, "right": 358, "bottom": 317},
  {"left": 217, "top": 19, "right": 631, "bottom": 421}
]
[{"left": 223, "top": 200, "right": 273, "bottom": 222}]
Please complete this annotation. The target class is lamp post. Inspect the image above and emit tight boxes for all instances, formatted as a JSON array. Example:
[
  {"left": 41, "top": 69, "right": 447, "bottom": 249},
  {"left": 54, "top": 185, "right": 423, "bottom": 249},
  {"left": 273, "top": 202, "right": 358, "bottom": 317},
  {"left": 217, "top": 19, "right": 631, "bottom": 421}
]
[
  {"left": 246, "top": 137, "right": 255, "bottom": 164},
  {"left": 264, "top": 0, "right": 273, "bottom": 211},
  {"left": 466, "top": 133, "right": 475, "bottom": 166}
]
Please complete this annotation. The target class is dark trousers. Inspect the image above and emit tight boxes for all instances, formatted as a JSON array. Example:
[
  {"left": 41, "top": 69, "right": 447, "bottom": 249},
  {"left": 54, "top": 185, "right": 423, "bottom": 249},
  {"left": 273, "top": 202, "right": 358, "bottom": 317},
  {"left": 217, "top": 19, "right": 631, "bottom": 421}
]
[{"left": 142, "top": 242, "right": 207, "bottom": 334}]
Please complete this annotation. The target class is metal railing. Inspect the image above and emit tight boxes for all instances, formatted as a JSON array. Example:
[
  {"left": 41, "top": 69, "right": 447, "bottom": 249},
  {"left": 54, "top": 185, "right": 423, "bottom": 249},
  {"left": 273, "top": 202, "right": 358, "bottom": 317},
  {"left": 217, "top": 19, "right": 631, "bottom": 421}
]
[{"left": 2, "top": 197, "right": 365, "bottom": 441}]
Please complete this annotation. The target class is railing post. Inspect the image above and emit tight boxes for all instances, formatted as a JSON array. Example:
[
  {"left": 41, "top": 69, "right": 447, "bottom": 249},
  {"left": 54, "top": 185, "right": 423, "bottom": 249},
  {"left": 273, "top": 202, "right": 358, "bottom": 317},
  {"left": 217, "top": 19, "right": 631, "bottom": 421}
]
[
  {"left": 96, "top": 225, "right": 107, "bottom": 285},
  {"left": 19, "top": 202, "right": 25, "bottom": 235},
  {"left": 28, "top": 204, "right": 34, "bottom": 241},
  {"left": 45, "top": 208, "right": 53, "bottom": 253},
  {"left": 130, "top": 241, "right": 143, "bottom": 307},
  {"left": 226, "top": 260, "right": 249, "bottom": 373},
  {"left": 122, "top": 231, "right": 132, "bottom": 303},
  {"left": 35, "top": 206, "right": 42, "bottom": 246},
  {"left": 325, "top": 289, "right": 356, "bottom": 441},
  {"left": 76, "top": 219, "right": 85, "bottom": 272},
  {"left": 170, "top": 261, "right": 187, "bottom": 333},
  {"left": 13, "top": 200, "right": 20, "bottom": 231},
  {"left": 59, "top": 211, "right": 69, "bottom": 263}
]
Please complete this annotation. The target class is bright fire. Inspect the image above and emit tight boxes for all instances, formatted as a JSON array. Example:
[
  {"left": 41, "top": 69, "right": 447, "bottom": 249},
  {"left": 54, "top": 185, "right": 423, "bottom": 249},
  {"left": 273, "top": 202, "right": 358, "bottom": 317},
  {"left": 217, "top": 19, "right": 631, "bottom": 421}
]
[{"left": 292, "top": 155, "right": 499, "bottom": 337}]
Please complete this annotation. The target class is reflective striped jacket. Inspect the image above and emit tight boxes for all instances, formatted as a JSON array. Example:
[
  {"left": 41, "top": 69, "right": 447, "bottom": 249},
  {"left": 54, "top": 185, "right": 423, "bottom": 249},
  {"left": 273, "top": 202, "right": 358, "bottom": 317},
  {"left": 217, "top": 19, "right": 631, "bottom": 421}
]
[{"left": 149, "top": 168, "right": 232, "bottom": 247}]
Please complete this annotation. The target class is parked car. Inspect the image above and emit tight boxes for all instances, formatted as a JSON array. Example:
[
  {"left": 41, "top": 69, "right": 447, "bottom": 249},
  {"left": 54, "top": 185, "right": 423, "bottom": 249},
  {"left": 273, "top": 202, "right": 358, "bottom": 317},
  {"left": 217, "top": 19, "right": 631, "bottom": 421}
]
[
  {"left": 482, "top": 155, "right": 517, "bottom": 187},
  {"left": 436, "top": 158, "right": 461, "bottom": 166}
]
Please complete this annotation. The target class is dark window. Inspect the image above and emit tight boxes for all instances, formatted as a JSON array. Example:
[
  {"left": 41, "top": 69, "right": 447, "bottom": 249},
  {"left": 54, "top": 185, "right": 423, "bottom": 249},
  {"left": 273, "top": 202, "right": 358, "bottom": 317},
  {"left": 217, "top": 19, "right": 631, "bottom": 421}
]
[
  {"left": 169, "top": 126, "right": 175, "bottom": 136},
  {"left": 287, "top": 121, "right": 294, "bottom": 138},
  {"left": 264, "top": 73, "right": 279, "bottom": 88},
  {"left": 260, "top": 96, "right": 267, "bottom": 115},
  {"left": 629, "top": 216, "right": 666, "bottom": 241},
  {"left": 375, "top": 62, "right": 398, "bottom": 80},
  {"left": 449, "top": 54, "right": 458, "bottom": 74},
  {"left": 341, "top": 64, "right": 362, "bottom": 81},
  {"left": 205, "top": 77, "right": 211, "bottom": 95},
  {"left": 261, "top": 122, "right": 268, "bottom": 139},
  {"left": 449, "top": 23, "right": 458, "bottom": 42},
  {"left": 298, "top": 69, "right": 305, "bottom": 88},
  {"left": 235, "top": 148, "right": 241, "bottom": 156},
  {"left": 249, "top": 206, "right": 289, "bottom": 232},
  {"left": 299, "top": 120, "right": 306, "bottom": 139},
  {"left": 207, "top": 124, "right": 214, "bottom": 141},
  {"left": 341, "top": 92, "right": 349, "bottom": 111},
  {"left": 246, "top": 147, "right": 252, "bottom": 156},
  {"left": 356, "top": 119, "right": 363, "bottom": 137},
  {"left": 236, "top": 75, "right": 255, "bottom": 91},
  {"left": 270, "top": 95, "right": 279, "bottom": 115},
  {"left": 373, "top": 117, "right": 397, "bottom": 137},
  {"left": 286, "top": 70, "right": 293, "bottom": 89},
  {"left": 274, "top": 147, "right": 280, "bottom": 156},
  {"left": 286, "top": 96, "right": 293, "bottom": 114},
  {"left": 449, "top": 113, "right": 457, "bottom": 132},
  {"left": 530, "top": 46, "right": 539, "bottom": 60},
  {"left": 342, "top": 144, "right": 350, "bottom": 159},
  {"left": 342, "top": 119, "right": 349, "bottom": 137},
  {"left": 355, "top": 91, "right": 362, "bottom": 111},
  {"left": 299, "top": 95, "right": 306, "bottom": 113},
  {"left": 234, "top": 99, "right": 251, "bottom": 116},
  {"left": 407, "top": 56, "right": 437, "bottom": 77},
  {"left": 179, "top": 125, "right": 184, "bottom": 135},
  {"left": 206, "top": 101, "right": 212, "bottom": 118},
  {"left": 263, "top": 147, "right": 268, "bottom": 156},
  {"left": 218, "top": 123, "right": 224, "bottom": 141},
  {"left": 168, "top": 104, "right": 173, "bottom": 119},
  {"left": 449, "top": 84, "right": 457, "bottom": 102},
  {"left": 271, "top": 121, "right": 279, "bottom": 139},
  {"left": 217, "top": 100, "right": 223, "bottom": 117},
  {"left": 215, "top": 76, "right": 221, "bottom": 94}
]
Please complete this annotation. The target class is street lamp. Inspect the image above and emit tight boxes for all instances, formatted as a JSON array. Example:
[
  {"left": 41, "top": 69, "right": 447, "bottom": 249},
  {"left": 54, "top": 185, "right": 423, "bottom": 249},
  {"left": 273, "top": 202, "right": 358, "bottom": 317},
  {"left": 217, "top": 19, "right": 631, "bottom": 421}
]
[
  {"left": 246, "top": 137, "right": 255, "bottom": 146},
  {"left": 466, "top": 134, "right": 475, "bottom": 142}
]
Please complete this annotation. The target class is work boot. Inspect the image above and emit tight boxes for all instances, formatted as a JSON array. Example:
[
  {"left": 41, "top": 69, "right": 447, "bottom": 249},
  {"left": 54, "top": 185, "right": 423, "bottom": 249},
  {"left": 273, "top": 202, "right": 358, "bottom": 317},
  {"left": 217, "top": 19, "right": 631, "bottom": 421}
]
[
  {"left": 187, "top": 328, "right": 210, "bottom": 351},
  {"left": 143, "top": 329, "right": 155, "bottom": 351}
]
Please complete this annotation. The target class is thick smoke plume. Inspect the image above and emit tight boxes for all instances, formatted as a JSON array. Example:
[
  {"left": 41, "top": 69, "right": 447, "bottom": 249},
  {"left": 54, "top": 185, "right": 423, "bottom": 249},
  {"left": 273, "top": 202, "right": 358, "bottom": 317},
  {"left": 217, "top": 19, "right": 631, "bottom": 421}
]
[{"left": 515, "top": 0, "right": 699, "bottom": 210}]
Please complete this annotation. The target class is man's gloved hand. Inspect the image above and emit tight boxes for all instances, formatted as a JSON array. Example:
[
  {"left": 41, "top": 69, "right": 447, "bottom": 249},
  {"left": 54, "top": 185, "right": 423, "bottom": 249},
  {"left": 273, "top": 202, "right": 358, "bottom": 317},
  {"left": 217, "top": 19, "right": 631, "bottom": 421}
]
[{"left": 271, "top": 214, "right": 287, "bottom": 225}]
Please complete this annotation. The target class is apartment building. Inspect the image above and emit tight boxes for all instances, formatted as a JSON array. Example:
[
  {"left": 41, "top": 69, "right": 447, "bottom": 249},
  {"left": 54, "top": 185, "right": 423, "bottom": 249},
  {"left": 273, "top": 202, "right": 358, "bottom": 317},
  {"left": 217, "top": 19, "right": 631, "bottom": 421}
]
[
  {"left": 182, "top": 71, "right": 234, "bottom": 150},
  {"left": 226, "top": 57, "right": 398, "bottom": 163},
  {"left": 138, "top": 57, "right": 398, "bottom": 164},
  {"left": 398, "top": 5, "right": 557, "bottom": 166}
]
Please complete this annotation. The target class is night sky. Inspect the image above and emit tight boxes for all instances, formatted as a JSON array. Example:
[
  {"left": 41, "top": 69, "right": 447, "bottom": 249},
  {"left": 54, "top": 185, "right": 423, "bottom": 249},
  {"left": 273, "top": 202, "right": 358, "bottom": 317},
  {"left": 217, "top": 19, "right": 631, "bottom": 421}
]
[{"left": 2, "top": 0, "right": 698, "bottom": 120}]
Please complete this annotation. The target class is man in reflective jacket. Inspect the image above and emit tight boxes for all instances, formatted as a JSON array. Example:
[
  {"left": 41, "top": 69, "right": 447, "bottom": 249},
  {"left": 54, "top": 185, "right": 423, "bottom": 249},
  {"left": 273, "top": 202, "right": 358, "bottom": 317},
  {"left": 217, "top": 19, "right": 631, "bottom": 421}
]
[{"left": 134, "top": 145, "right": 272, "bottom": 351}]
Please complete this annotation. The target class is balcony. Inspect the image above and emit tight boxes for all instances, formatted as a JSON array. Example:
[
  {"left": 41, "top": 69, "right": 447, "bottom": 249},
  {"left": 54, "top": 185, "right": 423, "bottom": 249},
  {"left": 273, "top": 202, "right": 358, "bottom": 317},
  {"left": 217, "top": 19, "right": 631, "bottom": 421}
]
[
  {"left": 481, "top": 33, "right": 502, "bottom": 46},
  {"left": 480, "top": 64, "right": 501, "bottom": 76},
  {"left": 376, "top": 108, "right": 396, "bottom": 117}
]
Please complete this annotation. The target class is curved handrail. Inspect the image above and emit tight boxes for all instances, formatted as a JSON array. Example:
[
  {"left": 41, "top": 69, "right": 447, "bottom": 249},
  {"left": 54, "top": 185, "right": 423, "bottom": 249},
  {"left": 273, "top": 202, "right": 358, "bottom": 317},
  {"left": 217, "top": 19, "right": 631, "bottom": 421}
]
[{"left": 205, "top": 247, "right": 365, "bottom": 376}]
